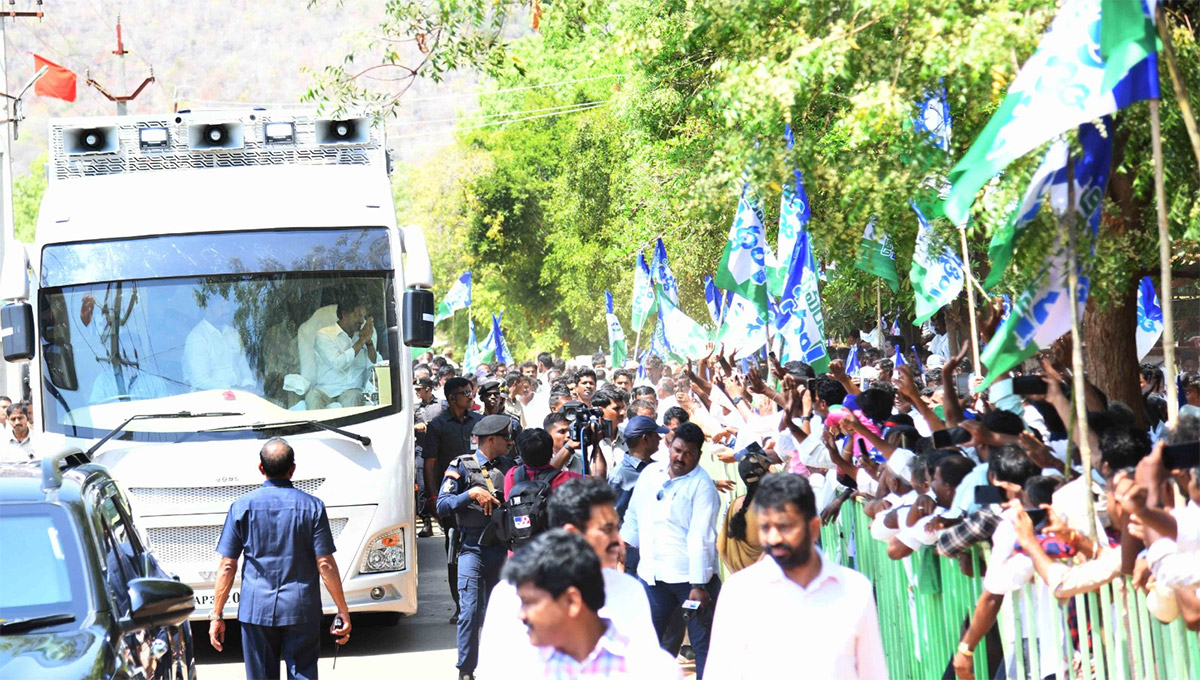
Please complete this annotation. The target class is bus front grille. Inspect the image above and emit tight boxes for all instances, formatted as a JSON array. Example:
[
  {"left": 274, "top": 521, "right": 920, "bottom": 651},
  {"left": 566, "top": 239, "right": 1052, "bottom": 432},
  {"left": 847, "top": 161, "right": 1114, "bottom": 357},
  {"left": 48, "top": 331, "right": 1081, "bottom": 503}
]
[
  {"left": 146, "top": 517, "right": 349, "bottom": 566},
  {"left": 128, "top": 478, "right": 325, "bottom": 508}
]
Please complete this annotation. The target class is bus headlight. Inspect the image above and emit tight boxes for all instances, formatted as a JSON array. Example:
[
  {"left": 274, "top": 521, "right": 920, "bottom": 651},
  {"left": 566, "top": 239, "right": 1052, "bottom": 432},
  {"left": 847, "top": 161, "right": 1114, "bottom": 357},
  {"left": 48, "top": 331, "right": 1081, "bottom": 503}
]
[{"left": 360, "top": 527, "right": 406, "bottom": 573}]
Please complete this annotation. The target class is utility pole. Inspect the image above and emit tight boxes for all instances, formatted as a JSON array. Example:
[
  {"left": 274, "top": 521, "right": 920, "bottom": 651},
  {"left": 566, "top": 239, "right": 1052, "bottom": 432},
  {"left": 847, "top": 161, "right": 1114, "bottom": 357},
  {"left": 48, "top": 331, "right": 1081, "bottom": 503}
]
[
  {"left": 85, "top": 15, "right": 153, "bottom": 116},
  {"left": 0, "top": 4, "right": 47, "bottom": 402}
]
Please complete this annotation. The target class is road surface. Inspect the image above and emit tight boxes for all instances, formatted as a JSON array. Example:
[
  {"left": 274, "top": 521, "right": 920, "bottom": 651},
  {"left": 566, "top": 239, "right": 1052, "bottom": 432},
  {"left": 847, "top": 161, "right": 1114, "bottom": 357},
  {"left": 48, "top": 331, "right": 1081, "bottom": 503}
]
[{"left": 193, "top": 533, "right": 459, "bottom": 678}]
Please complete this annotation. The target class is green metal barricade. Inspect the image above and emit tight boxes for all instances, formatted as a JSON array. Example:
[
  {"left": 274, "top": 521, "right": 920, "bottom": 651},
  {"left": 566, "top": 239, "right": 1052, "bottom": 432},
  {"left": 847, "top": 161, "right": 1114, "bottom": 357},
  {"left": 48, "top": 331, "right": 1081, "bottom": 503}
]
[{"left": 819, "top": 501, "right": 1200, "bottom": 680}]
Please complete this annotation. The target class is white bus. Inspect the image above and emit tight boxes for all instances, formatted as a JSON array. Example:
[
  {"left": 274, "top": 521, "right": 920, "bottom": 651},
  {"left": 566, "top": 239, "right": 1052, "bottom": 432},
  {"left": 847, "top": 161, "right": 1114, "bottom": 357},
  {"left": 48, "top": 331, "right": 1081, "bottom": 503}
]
[{"left": 0, "top": 109, "right": 435, "bottom": 622}]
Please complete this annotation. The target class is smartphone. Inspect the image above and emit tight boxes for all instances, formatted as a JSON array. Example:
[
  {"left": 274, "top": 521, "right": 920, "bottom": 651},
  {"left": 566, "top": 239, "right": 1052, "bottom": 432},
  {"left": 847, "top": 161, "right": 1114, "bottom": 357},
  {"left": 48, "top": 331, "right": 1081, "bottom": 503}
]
[
  {"left": 955, "top": 372, "right": 971, "bottom": 396},
  {"left": 932, "top": 427, "right": 972, "bottom": 449},
  {"left": 1012, "top": 375, "right": 1048, "bottom": 396},
  {"left": 974, "top": 485, "right": 1005, "bottom": 506},
  {"left": 806, "top": 378, "right": 818, "bottom": 394},
  {"left": 1163, "top": 441, "right": 1200, "bottom": 470},
  {"left": 1025, "top": 508, "right": 1048, "bottom": 528}
]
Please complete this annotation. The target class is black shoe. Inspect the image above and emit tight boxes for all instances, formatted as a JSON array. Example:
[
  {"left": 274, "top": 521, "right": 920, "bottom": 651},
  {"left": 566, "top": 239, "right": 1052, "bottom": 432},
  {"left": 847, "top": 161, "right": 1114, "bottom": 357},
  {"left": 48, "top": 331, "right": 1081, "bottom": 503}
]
[
  {"left": 450, "top": 612, "right": 459, "bottom": 624},
  {"left": 417, "top": 522, "right": 433, "bottom": 538},
  {"left": 679, "top": 645, "right": 695, "bottom": 662}
]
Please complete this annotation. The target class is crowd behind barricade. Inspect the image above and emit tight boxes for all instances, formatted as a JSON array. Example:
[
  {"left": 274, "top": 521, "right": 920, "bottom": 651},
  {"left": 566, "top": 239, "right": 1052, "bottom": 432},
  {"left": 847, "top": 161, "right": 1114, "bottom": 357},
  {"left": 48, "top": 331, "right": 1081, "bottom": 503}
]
[{"left": 411, "top": 313, "right": 1200, "bottom": 680}]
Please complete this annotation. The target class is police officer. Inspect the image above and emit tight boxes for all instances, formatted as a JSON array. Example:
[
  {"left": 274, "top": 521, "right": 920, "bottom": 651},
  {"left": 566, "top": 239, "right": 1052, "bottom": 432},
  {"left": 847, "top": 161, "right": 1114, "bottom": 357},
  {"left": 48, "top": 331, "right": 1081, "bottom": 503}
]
[{"left": 436, "top": 414, "right": 515, "bottom": 680}]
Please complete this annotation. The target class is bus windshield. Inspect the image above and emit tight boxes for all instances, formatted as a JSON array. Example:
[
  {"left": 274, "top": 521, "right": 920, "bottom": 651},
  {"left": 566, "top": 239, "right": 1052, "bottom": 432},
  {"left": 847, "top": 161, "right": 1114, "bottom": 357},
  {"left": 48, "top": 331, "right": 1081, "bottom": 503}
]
[{"left": 37, "top": 228, "right": 401, "bottom": 438}]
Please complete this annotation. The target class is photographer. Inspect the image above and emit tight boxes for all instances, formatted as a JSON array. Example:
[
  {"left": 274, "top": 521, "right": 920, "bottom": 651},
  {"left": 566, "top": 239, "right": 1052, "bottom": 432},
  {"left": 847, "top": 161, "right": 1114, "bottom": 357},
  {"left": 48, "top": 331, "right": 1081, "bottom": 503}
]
[
  {"left": 545, "top": 410, "right": 608, "bottom": 479},
  {"left": 592, "top": 386, "right": 629, "bottom": 471}
]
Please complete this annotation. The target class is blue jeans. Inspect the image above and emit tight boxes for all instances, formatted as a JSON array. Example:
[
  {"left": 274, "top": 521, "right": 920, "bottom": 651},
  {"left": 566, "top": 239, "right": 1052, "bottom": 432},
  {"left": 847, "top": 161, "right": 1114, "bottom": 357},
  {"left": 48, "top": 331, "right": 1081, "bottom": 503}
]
[
  {"left": 240, "top": 620, "right": 319, "bottom": 680},
  {"left": 643, "top": 576, "right": 721, "bottom": 679},
  {"left": 456, "top": 543, "right": 506, "bottom": 673}
]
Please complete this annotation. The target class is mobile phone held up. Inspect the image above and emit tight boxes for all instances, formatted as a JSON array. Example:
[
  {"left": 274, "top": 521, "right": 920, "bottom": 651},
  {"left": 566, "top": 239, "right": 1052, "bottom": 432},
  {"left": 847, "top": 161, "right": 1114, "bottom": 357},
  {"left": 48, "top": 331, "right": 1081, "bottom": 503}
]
[
  {"left": 932, "top": 427, "right": 972, "bottom": 450},
  {"left": 1163, "top": 441, "right": 1200, "bottom": 470}
]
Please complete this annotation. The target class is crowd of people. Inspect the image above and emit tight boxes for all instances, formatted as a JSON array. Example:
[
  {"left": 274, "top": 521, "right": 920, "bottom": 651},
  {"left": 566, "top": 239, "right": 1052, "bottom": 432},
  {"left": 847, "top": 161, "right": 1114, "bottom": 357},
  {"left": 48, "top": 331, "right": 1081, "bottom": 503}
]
[{"left": 412, "top": 308, "right": 1200, "bottom": 680}]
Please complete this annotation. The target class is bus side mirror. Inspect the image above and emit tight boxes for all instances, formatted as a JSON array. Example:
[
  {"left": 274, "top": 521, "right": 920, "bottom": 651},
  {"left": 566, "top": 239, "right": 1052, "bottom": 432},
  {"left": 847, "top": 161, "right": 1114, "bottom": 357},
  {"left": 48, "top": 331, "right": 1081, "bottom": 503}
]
[
  {"left": 402, "top": 288, "right": 434, "bottom": 348},
  {"left": 1, "top": 302, "right": 34, "bottom": 362}
]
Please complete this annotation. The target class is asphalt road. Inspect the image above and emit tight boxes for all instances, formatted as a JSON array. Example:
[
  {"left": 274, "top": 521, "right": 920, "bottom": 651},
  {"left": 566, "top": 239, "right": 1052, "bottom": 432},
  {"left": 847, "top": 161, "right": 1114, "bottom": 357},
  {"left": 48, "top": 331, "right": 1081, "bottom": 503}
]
[{"left": 193, "top": 533, "right": 459, "bottom": 679}]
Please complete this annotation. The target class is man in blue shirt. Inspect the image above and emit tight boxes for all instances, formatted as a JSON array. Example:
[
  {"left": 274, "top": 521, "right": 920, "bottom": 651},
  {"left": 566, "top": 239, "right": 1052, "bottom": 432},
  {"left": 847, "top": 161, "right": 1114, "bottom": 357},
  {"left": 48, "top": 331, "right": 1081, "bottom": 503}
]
[
  {"left": 437, "top": 414, "right": 515, "bottom": 680},
  {"left": 209, "top": 437, "right": 352, "bottom": 680}
]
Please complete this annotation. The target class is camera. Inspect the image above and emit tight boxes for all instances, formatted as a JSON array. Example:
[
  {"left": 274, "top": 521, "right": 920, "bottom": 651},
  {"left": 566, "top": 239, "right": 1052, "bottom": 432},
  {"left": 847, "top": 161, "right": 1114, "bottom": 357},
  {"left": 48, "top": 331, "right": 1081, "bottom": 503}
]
[{"left": 562, "top": 400, "right": 611, "bottom": 442}]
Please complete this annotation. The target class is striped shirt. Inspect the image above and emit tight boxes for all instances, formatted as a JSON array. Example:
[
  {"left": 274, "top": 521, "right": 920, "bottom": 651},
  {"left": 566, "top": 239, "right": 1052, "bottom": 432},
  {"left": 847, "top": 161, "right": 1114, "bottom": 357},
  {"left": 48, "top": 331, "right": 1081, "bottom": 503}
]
[{"left": 535, "top": 619, "right": 681, "bottom": 679}]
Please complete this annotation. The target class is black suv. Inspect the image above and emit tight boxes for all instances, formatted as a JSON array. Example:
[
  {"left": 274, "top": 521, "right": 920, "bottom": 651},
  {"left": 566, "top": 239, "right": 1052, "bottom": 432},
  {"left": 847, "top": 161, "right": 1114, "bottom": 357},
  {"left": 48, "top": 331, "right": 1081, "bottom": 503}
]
[{"left": 0, "top": 449, "right": 196, "bottom": 679}]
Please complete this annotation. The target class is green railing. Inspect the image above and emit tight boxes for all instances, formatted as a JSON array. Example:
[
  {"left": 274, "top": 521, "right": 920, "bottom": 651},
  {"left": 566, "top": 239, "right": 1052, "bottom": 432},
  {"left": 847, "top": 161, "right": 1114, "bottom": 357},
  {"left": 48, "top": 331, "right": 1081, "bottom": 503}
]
[{"left": 818, "top": 501, "right": 1200, "bottom": 680}]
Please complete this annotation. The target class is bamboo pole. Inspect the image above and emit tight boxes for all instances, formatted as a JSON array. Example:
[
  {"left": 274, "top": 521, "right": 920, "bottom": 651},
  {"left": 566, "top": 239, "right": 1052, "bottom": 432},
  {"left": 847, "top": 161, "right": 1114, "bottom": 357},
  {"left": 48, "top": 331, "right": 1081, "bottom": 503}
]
[
  {"left": 1064, "top": 156, "right": 1098, "bottom": 544},
  {"left": 875, "top": 281, "right": 883, "bottom": 350},
  {"left": 1150, "top": 98, "right": 1180, "bottom": 422},
  {"left": 958, "top": 227, "right": 982, "bottom": 375},
  {"left": 1156, "top": 7, "right": 1200, "bottom": 177}
]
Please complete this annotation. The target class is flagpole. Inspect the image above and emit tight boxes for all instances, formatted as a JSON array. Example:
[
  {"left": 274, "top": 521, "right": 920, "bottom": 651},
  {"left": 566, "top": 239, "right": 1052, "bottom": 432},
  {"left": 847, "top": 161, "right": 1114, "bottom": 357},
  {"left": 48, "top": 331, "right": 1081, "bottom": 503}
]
[
  {"left": 1156, "top": 6, "right": 1200, "bottom": 175},
  {"left": 958, "top": 226, "right": 982, "bottom": 374},
  {"left": 632, "top": 329, "right": 642, "bottom": 368},
  {"left": 875, "top": 281, "right": 883, "bottom": 350},
  {"left": 1064, "top": 156, "right": 1099, "bottom": 544},
  {"left": 1150, "top": 98, "right": 1180, "bottom": 422}
]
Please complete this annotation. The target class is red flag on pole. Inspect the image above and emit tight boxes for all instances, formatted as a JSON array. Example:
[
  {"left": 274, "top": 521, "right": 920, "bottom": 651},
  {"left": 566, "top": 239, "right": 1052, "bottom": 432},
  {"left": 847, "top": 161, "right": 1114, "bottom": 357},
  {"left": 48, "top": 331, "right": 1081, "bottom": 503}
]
[{"left": 33, "top": 54, "right": 77, "bottom": 102}]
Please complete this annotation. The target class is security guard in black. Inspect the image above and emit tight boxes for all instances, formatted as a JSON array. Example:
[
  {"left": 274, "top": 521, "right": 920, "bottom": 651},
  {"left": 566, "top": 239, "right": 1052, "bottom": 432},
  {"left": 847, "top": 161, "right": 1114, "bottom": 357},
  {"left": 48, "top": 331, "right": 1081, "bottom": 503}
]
[{"left": 435, "top": 414, "right": 514, "bottom": 680}]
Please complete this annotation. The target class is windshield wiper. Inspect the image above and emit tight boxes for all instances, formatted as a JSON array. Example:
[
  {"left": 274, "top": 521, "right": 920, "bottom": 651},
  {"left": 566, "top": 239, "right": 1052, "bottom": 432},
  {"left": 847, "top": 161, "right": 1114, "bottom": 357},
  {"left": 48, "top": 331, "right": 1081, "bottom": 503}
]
[
  {"left": 202, "top": 419, "right": 371, "bottom": 448},
  {"left": 87, "top": 411, "right": 245, "bottom": 456},
  {"left": 0, "top": 613, "right": 76, "bottom": 634}
]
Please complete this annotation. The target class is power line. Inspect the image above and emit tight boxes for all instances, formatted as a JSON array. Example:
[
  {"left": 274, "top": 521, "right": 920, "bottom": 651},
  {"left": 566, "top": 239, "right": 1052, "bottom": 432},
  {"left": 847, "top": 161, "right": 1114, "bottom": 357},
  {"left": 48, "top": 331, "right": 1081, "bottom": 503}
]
[
  {"left": 387, "top": 100, "right": 608, "bottom": 140},
  {"left": 394, "top": 99, "right": 610, "bottom": 127},
  {"left": 400, "top": 74, "right": 625, "bottom": 104}
]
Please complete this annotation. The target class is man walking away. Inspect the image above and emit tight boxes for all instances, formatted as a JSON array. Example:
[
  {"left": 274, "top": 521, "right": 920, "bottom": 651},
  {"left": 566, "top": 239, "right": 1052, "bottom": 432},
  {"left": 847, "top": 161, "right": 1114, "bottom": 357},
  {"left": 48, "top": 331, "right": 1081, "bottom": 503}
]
[
  {"left": 209, "top": 438, "right": 351, "bottom": 680},
  {"left": 503, "top": 530, "right": 682, "bottom": 679},
  {"left": 706, "top": 473, "right": 887, "bottom": 679}
]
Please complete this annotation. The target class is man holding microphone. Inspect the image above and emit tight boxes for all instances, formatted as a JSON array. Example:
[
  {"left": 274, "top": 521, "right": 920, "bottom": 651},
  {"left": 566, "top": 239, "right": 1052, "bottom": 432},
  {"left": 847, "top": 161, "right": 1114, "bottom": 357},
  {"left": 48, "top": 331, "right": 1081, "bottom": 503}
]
[{"left": 209, "top": 437, "right": 352, "bottom": 680}]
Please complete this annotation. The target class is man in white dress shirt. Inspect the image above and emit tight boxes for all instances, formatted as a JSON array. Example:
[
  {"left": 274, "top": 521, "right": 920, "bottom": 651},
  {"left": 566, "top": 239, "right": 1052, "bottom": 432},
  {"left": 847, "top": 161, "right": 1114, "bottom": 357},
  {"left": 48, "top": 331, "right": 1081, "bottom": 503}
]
[
  {"left": 477, "top": 477, "right": 657, "bottom": 678},
  {"left": 182, "top": 292, "right": 256, "bottom": 392},
  {"left": 619, "top": 422, "right": 720, "bottom": 679},
  {"left": 707, "top": 472, "right": 888, "bottom": 680},
  {"left": 309, "top": 301, "right": 377, "bottom": 409}
]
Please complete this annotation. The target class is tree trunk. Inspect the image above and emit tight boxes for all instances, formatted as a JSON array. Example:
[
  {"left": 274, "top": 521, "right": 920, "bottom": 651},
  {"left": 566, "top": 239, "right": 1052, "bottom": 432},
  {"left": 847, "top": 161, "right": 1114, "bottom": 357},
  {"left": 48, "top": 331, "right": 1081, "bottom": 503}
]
[{"left": 1083, "top": 283, "right": 1144, "bottom": 425}]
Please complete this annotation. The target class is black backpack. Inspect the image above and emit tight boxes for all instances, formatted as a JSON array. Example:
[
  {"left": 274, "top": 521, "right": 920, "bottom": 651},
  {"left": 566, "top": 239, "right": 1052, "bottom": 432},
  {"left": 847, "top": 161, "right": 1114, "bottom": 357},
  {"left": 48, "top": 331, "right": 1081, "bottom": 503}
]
[{"left": 497, "top": 465, "right": 560, "bottom": 549}]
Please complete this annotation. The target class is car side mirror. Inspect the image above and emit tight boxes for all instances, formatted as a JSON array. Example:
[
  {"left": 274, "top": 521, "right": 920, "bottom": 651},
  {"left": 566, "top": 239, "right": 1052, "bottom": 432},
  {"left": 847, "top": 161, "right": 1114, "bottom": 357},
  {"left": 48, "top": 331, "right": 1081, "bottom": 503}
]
[
  {"left": 120, "top": 578, "right": 195, "bottom": 633},
  {"left": 403, "top": 288, "right": 434, "bottom": 348},
  {"left": 1, "top": 302, "right": 34, "bottom": 362}
]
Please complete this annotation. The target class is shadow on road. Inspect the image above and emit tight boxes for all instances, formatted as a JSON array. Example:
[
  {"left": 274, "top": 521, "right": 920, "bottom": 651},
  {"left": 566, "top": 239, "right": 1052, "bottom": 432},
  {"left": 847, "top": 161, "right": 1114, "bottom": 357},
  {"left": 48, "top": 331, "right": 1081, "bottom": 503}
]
[{"left": 193, "top": 533, "right": 457, "bottom": 669}]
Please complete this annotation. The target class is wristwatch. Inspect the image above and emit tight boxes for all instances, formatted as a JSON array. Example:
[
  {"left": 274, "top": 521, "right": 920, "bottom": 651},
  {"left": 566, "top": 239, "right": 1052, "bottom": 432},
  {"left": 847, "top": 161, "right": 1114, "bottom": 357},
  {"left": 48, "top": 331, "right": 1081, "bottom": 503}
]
[
  {"left": 209, "top": 611, "right": 224, "bottom": 621},
  {"left": 731, "top": 397, "right": 743, "bottom": 406},
  {"left": 957, "top": 641, "right": 974, "bottom": 657}
]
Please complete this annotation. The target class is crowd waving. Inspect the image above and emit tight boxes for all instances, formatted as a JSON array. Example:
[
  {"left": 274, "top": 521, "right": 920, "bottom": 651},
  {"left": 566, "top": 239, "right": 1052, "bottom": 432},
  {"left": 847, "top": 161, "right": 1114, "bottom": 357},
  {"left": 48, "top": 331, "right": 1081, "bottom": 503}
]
[{"left": 411, "top": 316, "right": 1200, "bottom": 680}]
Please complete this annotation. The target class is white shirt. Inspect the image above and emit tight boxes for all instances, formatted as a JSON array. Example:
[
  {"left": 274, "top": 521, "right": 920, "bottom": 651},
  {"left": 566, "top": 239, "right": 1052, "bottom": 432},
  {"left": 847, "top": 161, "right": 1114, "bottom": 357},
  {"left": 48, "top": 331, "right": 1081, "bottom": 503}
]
[
  {"left": 1, "top": 433, "right": 36, "bottom": 463},
  {"left": 929, "top": 332, "right": 950, "bottom": 359},
  {"left": 182, "top": 319, "right": 255, "bottom": 391},
  {"left": 313, "top": 323, "right": 374, "bottom": 396},
  {"left": 620, "top": 461, "right": 719, "bottom": 585},
  {"left": 477, "top": 568, "right": 657, "bottom": 679},
  {"left": 707, "top": 548, "right": 888, "bottom": 680}
]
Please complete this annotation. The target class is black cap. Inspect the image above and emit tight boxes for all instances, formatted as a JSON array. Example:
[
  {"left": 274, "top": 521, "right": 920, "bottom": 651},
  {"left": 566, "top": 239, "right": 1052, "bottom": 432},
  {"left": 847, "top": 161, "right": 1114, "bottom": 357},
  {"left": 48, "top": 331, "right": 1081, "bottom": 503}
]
[
  {"left": 479, "top": 379, "right": 503, "bottom": 395},
  {"left": 473, "top": 414, "right": 513, "bottom": 437}
]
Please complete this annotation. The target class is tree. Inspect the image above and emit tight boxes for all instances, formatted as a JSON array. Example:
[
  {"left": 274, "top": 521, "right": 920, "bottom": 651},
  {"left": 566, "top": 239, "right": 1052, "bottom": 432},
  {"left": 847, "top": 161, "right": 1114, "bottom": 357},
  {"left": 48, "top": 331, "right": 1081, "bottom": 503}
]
[
  {"left": 316, "top": 0, "right": 1200, "bottom": 406},
  {"left": 14, "top": 154, "right": 47, "bottom": 243}
]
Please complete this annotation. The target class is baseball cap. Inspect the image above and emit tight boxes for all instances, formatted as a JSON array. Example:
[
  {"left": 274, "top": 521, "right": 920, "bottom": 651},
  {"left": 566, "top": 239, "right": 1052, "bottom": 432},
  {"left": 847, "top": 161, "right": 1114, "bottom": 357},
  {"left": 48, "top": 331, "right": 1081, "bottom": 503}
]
[{"left": 624, "top": 415, "right": 668, "bottom": 439}]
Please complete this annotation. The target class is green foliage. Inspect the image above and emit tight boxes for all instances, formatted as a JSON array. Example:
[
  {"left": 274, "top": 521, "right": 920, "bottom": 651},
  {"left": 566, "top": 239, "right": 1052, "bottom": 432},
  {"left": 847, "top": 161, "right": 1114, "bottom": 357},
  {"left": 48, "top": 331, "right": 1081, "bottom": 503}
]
[
  {"left": 323, "top": 1, "right": 1200, "bottom": 359},
  {"left": 14, "top": 154, "right": 46, "bottom": 243}
]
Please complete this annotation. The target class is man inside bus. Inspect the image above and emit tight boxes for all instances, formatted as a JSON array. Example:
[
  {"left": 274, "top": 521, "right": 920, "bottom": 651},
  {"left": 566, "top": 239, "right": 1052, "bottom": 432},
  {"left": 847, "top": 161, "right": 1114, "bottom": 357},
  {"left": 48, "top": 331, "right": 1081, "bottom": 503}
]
[
  {"left": 183, "top": 291, "right": 257, "bottom": 393},
  {"left": 308, "top": 301, "right": 377, "bottom": 410}
]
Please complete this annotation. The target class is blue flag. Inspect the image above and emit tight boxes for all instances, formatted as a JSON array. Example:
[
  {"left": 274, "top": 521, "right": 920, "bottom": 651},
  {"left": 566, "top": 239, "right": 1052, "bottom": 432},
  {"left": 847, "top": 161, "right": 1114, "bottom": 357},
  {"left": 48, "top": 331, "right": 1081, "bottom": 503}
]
[
  {"left": 911, "top": 346, "right": 924, "bottom": 374},
  {"left": 651, "top": 238, "right": 680, "bottom": 306},
  {"left": 776, "top": 230, "right": 830, "bottom": 372},
  {"left": 845, "top": 345, "right": 861, "bottom": 378},
  {"left": 913, "top": 88, "right": 952, "bottom": 152},
  {"left": 1136, "top": 276, "right": 1163, "bottom": 360},
  {"left": 894, "top": 345, "right": 906, "bottom": 367},
  {"left": 491, "top": 313, "right": 512, "bottom": 366},
  {"left": 435, "top": 271, "right": 472, "bottom": 323},
  {"left": 704, "top": 275, "right": 723, "bottom": 326}
]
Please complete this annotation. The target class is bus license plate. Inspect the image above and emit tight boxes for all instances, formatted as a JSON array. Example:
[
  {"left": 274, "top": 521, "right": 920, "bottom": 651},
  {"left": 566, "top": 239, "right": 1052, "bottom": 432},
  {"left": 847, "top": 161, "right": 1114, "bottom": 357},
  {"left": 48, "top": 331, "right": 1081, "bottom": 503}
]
[{"left": 194, "top": 589, "right": 239, "bottom": 608}]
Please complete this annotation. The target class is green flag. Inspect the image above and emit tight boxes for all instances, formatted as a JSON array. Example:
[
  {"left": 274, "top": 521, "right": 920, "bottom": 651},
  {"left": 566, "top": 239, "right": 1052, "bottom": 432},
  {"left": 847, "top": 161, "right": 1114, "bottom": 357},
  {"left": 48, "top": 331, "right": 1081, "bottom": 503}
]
[
  {"left": 1100, "top": 0, "right": 1157, "bottom": 92},
  {"left": 943, "top": 0, "right": 1157, "bottom": 227},
  {"left": 853, "top": 219, "right": 899, "bottom": 292},
  {"left": 605, "top": 291, "right": 627, "bottom": 368},
  {"left": 715, "top": 190, "right": 770, "bottom": 315},
  {"left": 631, "top": 250, "right": 656, "bottom": 333}
]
